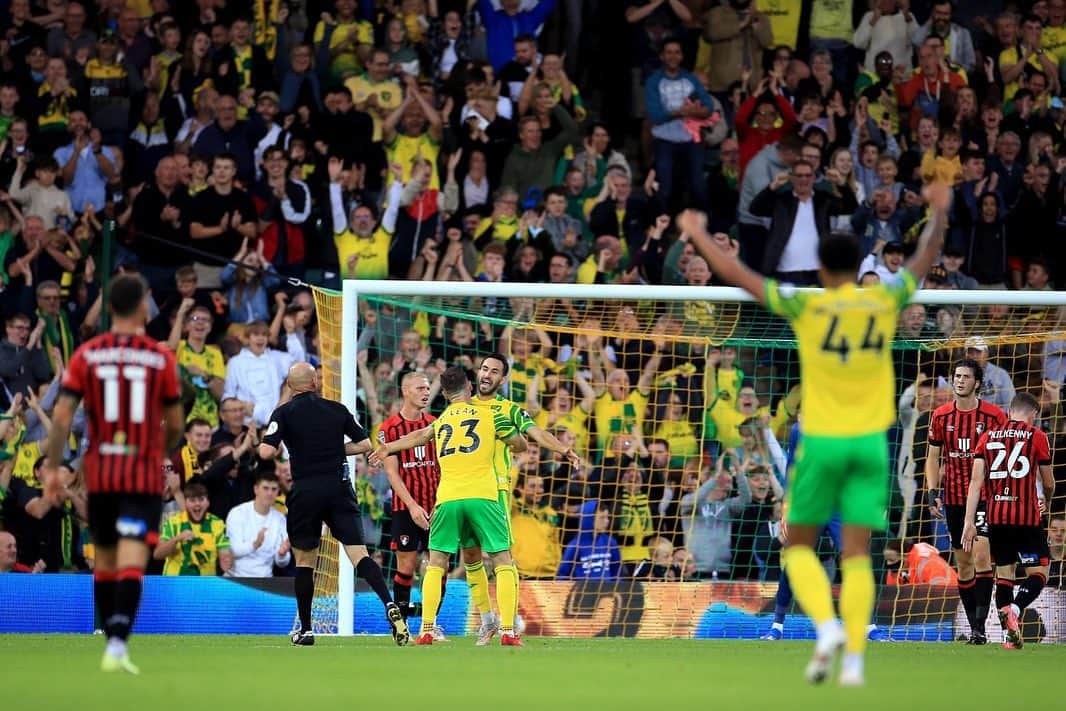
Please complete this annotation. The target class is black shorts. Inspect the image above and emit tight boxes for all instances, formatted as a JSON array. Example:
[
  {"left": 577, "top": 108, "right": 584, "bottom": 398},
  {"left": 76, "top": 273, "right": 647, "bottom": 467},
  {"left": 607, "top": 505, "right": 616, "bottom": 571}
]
[
  {"left": 988, "top": 525, "right": 1051, "bottom": 567},
  {"left": 286, "top": 477, "right": 365, "bottom": 550},
  {"left": 390, "top": 509, "right": 430, "bottom": 553},
  {"left": 88, "top": 493, "right": 163, "bottom": 547},
  {"left": 945, "top": 502, "right": 988, "bottom": 550}
]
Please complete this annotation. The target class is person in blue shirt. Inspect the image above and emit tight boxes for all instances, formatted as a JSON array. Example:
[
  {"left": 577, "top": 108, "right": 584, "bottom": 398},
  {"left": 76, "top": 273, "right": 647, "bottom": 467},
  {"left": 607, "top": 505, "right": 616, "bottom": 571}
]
[
  {"left": 644, "top": 38, "right": 715, "bottom": 211},
  {"left": 557, "top": 500, "right": 621, "bottom": 580},
  {"left": 478, "top": 0, "right": 558, "bottom": 71}
]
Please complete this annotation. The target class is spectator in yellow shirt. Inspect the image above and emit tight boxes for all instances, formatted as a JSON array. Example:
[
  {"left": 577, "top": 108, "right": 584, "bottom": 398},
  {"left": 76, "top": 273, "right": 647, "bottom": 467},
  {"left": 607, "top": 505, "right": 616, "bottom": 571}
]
[
  {"left": 919, "top": 126, "right": 963, "bottom": 185},
  {"left": 510, "top": 473, "right": 562, "bottom": 579},
  {"left": 346, "top": 47, "right": 403, "bottom": 141},
  {"left": 528, "top": 369, "right": 595, "bottom": 460},
  {"left": 155, "top": 481, "right": 233, "bottom": 576},
  {"left": 589, "top": 340, "right": 665, "bottom": 457},
  {"left": 314, "top": 0, "right": 374, "bottom": 81}
]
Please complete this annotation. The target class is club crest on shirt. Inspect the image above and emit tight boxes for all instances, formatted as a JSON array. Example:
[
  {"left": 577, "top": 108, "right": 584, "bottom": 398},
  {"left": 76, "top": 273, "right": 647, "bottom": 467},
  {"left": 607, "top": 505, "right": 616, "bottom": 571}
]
[{"left": 976, "top": 422, "right": 985, "bottom": 435}]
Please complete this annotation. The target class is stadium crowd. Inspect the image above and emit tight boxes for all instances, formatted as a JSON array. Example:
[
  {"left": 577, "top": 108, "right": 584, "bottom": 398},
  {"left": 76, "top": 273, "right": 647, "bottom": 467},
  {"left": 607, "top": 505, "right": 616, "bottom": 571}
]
[{"left": 1, "top": 0, "right": 1066, "bottom": 589}]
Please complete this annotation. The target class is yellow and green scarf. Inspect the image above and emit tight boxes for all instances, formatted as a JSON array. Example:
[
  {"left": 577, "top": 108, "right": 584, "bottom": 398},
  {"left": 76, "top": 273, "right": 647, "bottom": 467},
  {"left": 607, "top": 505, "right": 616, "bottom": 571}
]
[{"left": 37, "top": 309, "right": 73, "bottom": 372}]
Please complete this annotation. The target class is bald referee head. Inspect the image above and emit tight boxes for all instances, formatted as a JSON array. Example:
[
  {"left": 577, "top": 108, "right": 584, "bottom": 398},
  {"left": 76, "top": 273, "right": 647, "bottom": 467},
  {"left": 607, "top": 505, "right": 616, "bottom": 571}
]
[{"left": 287, "top": 362, "right": 319, "bottom": 394}]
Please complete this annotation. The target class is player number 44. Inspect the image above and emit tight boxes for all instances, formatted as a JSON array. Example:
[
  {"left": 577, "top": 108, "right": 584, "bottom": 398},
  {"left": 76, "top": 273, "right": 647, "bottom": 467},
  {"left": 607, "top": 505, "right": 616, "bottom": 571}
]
[
  {"left": 986, "top": 440, "right": 1030, "bottom": 479},
  {"left": 821, "top": 315, "right": 884, "bottom": 362}
]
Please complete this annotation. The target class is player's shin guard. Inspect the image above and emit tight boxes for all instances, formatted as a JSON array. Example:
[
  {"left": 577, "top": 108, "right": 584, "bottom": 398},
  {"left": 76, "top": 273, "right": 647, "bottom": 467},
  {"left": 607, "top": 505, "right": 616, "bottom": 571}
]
[
  {"left": 355, "top": 557, "right": 393, "bottom": 606},
  {"left": 840, "top": 556, "right": 875, "bottom": 655},
  {"left": 1013, "top": 572, "right": 1047, "bottom": 611},
  {"left": 420, "top": 565, "right": 445, "bottom": 630},
  {"left": 465, "top": 560, "right": 493, "bottom": 615},
  {"left": 393, "top": 571, "right": 413, "bottom": 616},
  {"left": 995, "top": 578, "right": 1015, "bottom": 611},
  {"left": 973, "top": 571, "right": 995, "bottom": 633},
  {"left": 109, "top": 568, "right": 143, "bottom": 642},
  {"left": 957, "top": 577, "right": 977, "bottom": 630},
  {"left": 93, "top": 570, "right": 117, "bottom": 633},
  {"left": 494, "top": 564, "right": 519, "bottom": 633},
  {"left": 781, "top": 546, "right": 835, "bottom": 626},
  {"left": 295, "top": 566, "right": 315, "bottom": 632}
]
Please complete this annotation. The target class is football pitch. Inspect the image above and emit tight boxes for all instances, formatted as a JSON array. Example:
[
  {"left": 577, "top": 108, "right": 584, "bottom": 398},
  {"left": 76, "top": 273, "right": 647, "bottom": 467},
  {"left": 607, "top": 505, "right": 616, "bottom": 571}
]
[{"left": 4, "top": 635, "right": 1064, "bottom": 711}]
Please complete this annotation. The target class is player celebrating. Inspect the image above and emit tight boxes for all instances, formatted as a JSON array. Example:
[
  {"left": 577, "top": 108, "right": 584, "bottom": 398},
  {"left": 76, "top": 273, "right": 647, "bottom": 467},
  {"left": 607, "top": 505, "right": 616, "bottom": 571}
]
[
  {"left": 258, "top": 362, "right": 409, "bottom": 647},
  {"left": 762, "top": 422, "right": 882, "bottom": 642},
  {"left": 963, "top": 393, "right": 1055, "bottom": 650},
  {"left": 42, "top": 274, "right": 186, "bottom": 674},
  {"left": 677, "top": 182, "right": 948, "bottom": 687},
  {"left": 925, "top": 359, "right": 1007, "bottom": 644},
  {"left": 379, "top": 372, "right": 441, "bottom": 627},
  {"left": 463, "top": 353, "right": 581, "bottom": 644},
  {"left": 370, "top": 366, "right": 527, "bottom": 646}
]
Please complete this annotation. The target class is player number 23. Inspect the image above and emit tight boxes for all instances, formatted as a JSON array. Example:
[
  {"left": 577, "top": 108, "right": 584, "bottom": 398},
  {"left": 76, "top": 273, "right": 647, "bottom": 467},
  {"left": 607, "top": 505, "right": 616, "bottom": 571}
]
[
  {"left": 438, "top": 419, "right": 481, "bottom": 457},
  {"left": 821, "top": 315, "right": 884, "bottom": 362},
  {"left": 986, "top": 441, "right": 1031, "bottom": 479}
]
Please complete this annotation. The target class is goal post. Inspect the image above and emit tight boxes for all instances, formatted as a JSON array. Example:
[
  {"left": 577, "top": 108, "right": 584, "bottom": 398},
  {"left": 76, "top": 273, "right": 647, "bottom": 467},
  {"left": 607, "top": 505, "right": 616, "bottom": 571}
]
[{"left": 311, "top": 278, "right": 1066, "bottom": 640}]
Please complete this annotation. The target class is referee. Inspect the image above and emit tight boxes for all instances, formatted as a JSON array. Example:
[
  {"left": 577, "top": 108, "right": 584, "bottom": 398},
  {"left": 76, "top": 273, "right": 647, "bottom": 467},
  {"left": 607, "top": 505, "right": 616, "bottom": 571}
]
[{"left": 258, "top": 362, "right": 409, "bottom": 646}]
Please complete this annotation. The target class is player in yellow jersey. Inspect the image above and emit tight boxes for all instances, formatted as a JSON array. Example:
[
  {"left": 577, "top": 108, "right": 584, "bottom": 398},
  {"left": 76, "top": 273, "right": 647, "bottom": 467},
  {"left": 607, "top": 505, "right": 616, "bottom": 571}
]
[
  {"left": 677, "top": 182, "right": 949, "bottom": 687},
  {"left": 462, "top": 354, "right": 581, "bottom": 645},
  {"left": 370, "top": 366, "right": 528, "bottom": 646}
]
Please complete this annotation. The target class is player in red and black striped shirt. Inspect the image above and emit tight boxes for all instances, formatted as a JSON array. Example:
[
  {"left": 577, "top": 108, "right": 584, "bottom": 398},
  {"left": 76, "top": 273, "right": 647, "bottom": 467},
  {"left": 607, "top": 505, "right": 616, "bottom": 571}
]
[
  {"left": 924, "top": 358, "right": 1007, "bottom": 643},
  {"left": 379, "top": 371, "right": 440, "bottom": 620},
  {"left": 964, "top": 392, "right": 1055, "bottom": 650},
  {"left": 42, "top": 274, "right": 185, "bottom": 674}
]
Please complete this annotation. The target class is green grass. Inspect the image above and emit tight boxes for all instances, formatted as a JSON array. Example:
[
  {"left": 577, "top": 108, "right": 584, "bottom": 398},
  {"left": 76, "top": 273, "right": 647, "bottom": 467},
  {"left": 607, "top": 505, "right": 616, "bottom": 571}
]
[{"left": 6, "top": 635, "right": 1064, "bottom": 711}]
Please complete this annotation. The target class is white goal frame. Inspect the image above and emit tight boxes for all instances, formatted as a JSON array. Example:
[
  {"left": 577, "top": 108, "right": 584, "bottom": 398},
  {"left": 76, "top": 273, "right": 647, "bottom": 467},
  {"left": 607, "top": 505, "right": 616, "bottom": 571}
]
[{"left": 334, "top": 279, "right": 1066, "bottom": 635}]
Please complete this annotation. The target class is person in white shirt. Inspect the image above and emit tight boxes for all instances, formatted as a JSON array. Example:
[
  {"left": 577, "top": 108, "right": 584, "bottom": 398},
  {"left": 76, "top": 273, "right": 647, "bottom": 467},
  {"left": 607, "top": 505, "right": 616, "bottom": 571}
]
[
  {"left": 226, "top": 472, "right": 291, "bottom": 577},
  {"left": 223, "top": 320, "right": 298, "bottom": 428},
  {"left": 858, "top": 239, "right": 906, "bottom": 286}
]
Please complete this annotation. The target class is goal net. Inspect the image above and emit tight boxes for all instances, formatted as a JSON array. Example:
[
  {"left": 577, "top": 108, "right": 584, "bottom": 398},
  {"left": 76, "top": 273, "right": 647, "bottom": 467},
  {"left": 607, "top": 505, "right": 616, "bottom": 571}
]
[{"left": 304, "top": 280, "right": 1066, "bottom": 642}]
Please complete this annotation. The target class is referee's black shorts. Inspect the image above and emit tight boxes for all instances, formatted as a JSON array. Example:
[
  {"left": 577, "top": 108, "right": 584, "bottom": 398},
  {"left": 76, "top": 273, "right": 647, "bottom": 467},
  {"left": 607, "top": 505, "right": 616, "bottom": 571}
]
[{"left": 286, "top": 477, "right": 365, "bottom": 550}]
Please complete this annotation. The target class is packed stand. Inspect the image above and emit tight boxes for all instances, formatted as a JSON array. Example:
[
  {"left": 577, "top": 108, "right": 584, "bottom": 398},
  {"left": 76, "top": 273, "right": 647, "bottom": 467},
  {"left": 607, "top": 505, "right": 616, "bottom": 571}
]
[{"left": 0, "top": 0, "right": 1064, "bottom": 587}]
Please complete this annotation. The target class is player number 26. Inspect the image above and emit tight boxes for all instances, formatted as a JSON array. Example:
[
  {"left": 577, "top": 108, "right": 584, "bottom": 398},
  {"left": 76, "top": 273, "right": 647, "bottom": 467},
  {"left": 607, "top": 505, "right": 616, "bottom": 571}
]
[
  {"left": 438, "top": 419, "right": 481, "bottom": 457},
  {"left": 986, "top": 441, "right": 1031, "bottom": 479}
]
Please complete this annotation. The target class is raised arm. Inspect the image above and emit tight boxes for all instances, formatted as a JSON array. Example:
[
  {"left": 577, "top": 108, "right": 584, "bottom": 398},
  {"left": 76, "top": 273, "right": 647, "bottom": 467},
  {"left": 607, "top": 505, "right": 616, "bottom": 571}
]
[
  {"left": 637, "top": 341, "right": 664, "bottom": 396},
  {"left": 904, "top": 183, "right": 950, "bottom": 280},
  {"left": 678, "top": 209, "right": 768, "bottom": 305},
  {"left": 369, "top": 424, "right": 435, "bottom": 464},
  {"left": 574, "top": 369, "right": 596, "bottom": 413}
]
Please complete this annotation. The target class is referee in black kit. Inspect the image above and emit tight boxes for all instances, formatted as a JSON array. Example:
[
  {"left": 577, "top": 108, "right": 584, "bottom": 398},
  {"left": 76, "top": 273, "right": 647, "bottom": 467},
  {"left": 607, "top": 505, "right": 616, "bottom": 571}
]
[{"left": 258, "top": 361, "right": 409, "bottom": 647}]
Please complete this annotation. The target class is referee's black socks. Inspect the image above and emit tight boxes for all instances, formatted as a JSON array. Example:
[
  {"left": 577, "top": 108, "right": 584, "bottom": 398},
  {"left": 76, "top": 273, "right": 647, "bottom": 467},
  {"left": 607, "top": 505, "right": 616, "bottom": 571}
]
[
  {"left": 295, "top": 566, "right": 315, "bottom": 632},
  {"left": 356, "top": 557, "right": 393, "bottom": 606}
]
